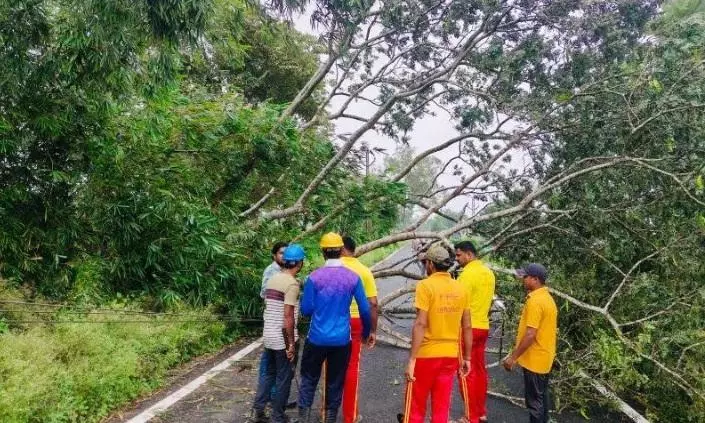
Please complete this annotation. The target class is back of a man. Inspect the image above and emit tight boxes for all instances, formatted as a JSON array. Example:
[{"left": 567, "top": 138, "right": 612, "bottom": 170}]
[
  {"left": 249, "top": 244, "right": 305, "bottom": 423},
  {"left": 455, "top": 240, "right": 495, "bottom": 423},
  {"left": 297, "top": 232, "right": 372, "bottom": 423},
  {"left": 401, "top": 244, "right": 472, "bottom": 423},
  {"left": 262, "top": 273, "right": 299, "bottom": 351},
  {"left": 304, "top": 265, "right": 369, "bottom": 345},
  {"left": 502, "top": 263, "right": 558, "bottom": 423}
]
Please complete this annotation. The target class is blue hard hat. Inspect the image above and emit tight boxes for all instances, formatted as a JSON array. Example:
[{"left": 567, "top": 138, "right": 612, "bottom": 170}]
[{"left": 282, "top": 244, "right": 306, "bottom": 262}]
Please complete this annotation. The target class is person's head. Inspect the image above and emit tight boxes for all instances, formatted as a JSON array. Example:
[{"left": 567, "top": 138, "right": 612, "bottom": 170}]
[
  {"left": 282, "top": 244, "right": 306, "bottom": 274},
  {"left": 515, "top": 263, "right": 548, "bottom": 292},
  {"left": 421, "top": 244, "right": 454, "bottom": 276},
  {"left": 342, "top": 235, "right": 356, "bottom": 257},
  {"left": 271, "top": 241, "right": 289, "bottom": 266},
  {"left": 319, "top": 232, "right": 344, "bottom": 260},
  {"left": 454, "top": 240, "right": 478, "bottom": 267}
]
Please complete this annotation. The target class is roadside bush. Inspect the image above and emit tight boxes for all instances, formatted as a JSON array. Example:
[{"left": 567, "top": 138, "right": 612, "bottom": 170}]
[{"left": 0, "top": 312, "right": 231, "bottom": 423}]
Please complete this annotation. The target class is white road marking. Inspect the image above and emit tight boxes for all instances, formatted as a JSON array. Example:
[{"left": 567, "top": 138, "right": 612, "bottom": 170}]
[{"left": 125, "top": 338, "right": 263, "bottom": 423}]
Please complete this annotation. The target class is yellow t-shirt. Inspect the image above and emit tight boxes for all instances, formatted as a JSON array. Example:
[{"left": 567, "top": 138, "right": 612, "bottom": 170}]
[
  {"left": 341, "top": 256, "right": 378, "bottom": 318},
  {"left": 457, "top": 260, "right": 496, "bottom": 330},
  {"left": 414, "top": 272, "right": 470, "bottom": 358},
  {"left": 515, "top": 287, "right": 558, "bottom": 374}
]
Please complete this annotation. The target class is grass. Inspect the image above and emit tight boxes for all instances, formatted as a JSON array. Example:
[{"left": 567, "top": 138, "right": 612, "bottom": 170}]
[{"left": 0, "top": 286, "right": 234, "bottom": 423}]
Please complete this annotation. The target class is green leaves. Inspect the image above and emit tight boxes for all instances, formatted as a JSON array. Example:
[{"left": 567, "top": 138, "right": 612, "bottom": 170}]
[
  {"left": 695, "top": 174, "right": 704, "bottom": 191},
  {"left": 648, "top": 78, "right": 663, "bottom": 94}
]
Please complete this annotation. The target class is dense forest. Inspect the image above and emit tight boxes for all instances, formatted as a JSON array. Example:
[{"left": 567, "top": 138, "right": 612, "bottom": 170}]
[{"left": 1, "top": 0, "right": 704, "bottom": 421}]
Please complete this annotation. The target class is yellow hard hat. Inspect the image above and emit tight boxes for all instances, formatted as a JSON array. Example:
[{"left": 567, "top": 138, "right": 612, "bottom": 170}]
[{"left": 320, "top": 232, "right": 344, "bottom": 249}]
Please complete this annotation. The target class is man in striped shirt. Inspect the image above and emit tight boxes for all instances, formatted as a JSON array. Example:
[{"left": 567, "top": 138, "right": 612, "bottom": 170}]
[
  {"left": 257, "top": 241, "right": 289, "bottom": 407},
  {"left": 250, "top": 244, "right": 306, "bottom": 423}
]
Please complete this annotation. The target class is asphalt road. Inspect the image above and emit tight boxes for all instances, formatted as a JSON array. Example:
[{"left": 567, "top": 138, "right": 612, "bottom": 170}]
[{"left": 131, "top": 246, "right": 624, "bottom": 422}]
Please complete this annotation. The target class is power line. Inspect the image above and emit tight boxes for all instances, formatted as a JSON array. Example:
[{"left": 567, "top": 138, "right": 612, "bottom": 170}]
[
  {"left": 0, "top": 318, "right": 263, "bottom": 324},
  {"left": 0, "top": 308, "right": 238, "bottom": 318},
  {"left": 0, "top": 300, "right": 234, "bottom": 317}
]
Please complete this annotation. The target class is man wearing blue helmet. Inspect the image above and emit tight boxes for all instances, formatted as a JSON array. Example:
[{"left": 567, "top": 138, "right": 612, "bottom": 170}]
[{"left": 249, "top": 244, "right": 306, "bottom": 423}]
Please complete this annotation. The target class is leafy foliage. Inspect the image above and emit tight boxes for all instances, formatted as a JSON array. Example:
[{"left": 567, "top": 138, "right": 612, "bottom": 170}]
[
  {"left": 479, "top": 3, "right": 705, "bottom": 420},
  {"left": 0, "top": 0, "right": 400, "bottom": 312}
]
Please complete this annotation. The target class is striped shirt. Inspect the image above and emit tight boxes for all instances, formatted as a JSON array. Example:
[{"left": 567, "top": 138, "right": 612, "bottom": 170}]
[{"left": 263, "top": 272, "right": 300, "bottom": 350}]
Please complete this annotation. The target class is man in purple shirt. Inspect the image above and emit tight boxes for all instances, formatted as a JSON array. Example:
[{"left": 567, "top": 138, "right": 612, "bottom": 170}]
[{"left": 297, "top": 232, "right": 372, "bottom": 423}]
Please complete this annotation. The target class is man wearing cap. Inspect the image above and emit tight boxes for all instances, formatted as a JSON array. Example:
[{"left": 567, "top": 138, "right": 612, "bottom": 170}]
[
  {"left": 454, "top": 240, "right": 495, "bottom": 423},
  {"left": 297, "top": 232, "right": 372, "bottom": 423},
  {"left": 400, "top": 244, "right": 473, "bottom": 423},
  {"left": 340, "top": 235, "right": 378, "bottom": 423},
  {"left": 249, "top": 244, "right": 306, "bottom": 423},
  {"left": 502, "top": 263, "right": 558, "bottom": 423}
]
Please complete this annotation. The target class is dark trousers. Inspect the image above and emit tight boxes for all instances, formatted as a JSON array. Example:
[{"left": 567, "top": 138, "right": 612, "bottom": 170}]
[
  {"left": 254, "top": 348, "right": 296, "bottom": 422},
  {"left": 257, "top": 350, "right": 276, "bottom": 401},
  {"left": 298, "top": 340, "right": 352, "bottom": 411},
  {"left": 523, "top": 368, "right": 550, "bottom": 423}
]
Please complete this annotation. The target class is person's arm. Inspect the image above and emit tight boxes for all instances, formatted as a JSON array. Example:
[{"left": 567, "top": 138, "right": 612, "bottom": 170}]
[
  {"left": 282, "top": 304, "right": 296, "bottom": 361},
  {"left": 406, "top": 282, "right": 430, "bottom": 382},
  {"left": 366, "top": 296, "right": 378, "bottom": 348},
  {"left": 300, "top": 277, "right": 315, "bottom": 317},
  {"left": 503, "top": 328, "right": 537, "bottom": 370},
  {"left": 503, "top": 300, "right": 542, "bottom": 371},
  {"left": 406, "top": 309, "right": 428, "bottom": 381},
  {"left": 460, "top": 309, "right": 473, "bottom": 377},
  {"left": 364, "top": 269, "right": 379, "bottom": 348},
  {"left": 353, "top": 278, "right": 371, "bottom": 341},
  {"left": 260, "top": 267, "right": 271, "bottom": 299}
]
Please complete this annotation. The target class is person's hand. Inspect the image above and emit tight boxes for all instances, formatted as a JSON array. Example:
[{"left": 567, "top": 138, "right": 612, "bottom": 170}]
[
  {"left": 286, "top": 345, "right": 296, "bottom": 361},
  {"left": 405, "top": 359, "right": 416, "bottom": 382},
  {"left": 367, "top": 332, "right": 377, "bottom": 349},
  {"left": 460, "top": 359, "right": 471, "bottom": 377},
  {"left": 502, "top": 356, "right": 515, "bottom": 372}
]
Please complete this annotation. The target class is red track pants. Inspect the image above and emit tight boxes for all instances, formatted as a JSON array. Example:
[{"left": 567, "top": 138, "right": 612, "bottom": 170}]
[
  {"left": 402, "top": 357, "right": 458, "bottom": 423},
  {"left": 342, "top": 318, "right": 363, "bottom": 423},
  {"left": 458, "top": 328, "right": 489, "bottom": 423}
]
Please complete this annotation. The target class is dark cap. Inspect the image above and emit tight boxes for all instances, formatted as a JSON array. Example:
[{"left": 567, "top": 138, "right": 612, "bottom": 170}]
[{"left": 515, "top": 263, "right": 548, "bottom": 282}]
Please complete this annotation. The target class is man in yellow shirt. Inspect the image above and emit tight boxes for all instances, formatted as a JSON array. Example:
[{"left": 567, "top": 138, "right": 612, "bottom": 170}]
[
  {"left": 454, "top": 241, "right": 495, "bottom": 423},
  {"left": 399, "top": 244, "right": 472, "bottom": 423},
  {"left": 340, "top": 236, "right": 378, "bottom": 423},
  {"left": 502, "top": 263, "right": 557, "bottom": 423}
]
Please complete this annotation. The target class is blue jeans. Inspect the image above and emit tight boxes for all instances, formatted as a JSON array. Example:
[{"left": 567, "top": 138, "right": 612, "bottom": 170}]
[
  {"left": 258, "top": 350, "right": 277, "bottom": 401},
  {"left": 254, "top": 349, "right": 296, "bottom": 422}
]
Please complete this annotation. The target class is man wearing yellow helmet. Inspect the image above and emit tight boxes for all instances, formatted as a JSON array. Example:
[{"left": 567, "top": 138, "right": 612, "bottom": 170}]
[{"left": 297, "top": 232, "right": 372, "bottom": 423}]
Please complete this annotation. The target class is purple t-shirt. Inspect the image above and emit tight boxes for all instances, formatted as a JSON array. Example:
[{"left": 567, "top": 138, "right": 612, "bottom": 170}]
[{"left": 300, "top": 260, "right": 371, "bottom": 346}]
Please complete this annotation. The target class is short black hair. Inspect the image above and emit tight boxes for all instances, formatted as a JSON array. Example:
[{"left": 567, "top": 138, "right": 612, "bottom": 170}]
[
  {"left": 342, "top": 236, "right": 356, "bottom": 253},
  {"left": 271, "top": 241, "right": 288, "bottom": 256},
  {"left": 433, "top": 261, "right": 452, "bottom": 271},
  {"left": 454, "top": 240, "right": 477, "bottom": 256},
  {"left": 322, "top": 248, "right": 342, "bottom": 259},
  {"left": 283, "top": 260, "right": 302, "bottom": 269}
]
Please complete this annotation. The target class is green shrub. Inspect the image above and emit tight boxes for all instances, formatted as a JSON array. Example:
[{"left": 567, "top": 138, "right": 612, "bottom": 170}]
[{"left": 0, "top": 310, "right": 231, "bottom": 423}]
